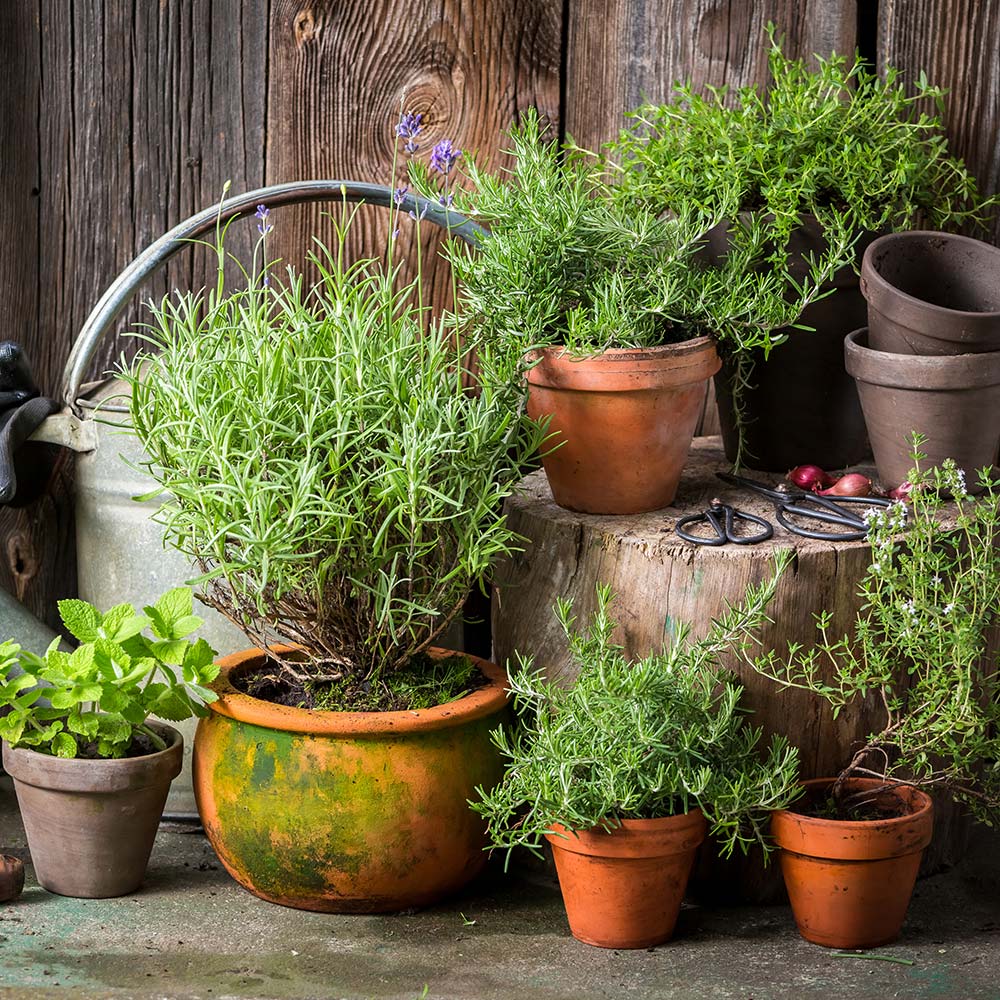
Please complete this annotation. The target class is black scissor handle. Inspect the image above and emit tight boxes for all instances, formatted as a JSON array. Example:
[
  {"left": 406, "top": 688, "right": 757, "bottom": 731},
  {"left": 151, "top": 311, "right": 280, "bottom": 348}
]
[{"left": 676, "top": 502, "right": 773, "bottom": 546}]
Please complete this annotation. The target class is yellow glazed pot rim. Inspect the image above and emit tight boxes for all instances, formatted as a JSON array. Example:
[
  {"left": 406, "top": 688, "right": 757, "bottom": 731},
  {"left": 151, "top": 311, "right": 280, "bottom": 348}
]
[{"left": 207, "top": 645, "right": 509, "bottom": 736}]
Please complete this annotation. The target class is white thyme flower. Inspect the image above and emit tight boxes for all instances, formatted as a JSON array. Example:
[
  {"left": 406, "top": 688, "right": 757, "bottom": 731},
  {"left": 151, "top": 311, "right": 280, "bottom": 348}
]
[
  {"left": 944, "top": 602, "right": 956, "bottom": 615},
  {"left": 932, "top": 575, "right": 942, "bottom": 587}
]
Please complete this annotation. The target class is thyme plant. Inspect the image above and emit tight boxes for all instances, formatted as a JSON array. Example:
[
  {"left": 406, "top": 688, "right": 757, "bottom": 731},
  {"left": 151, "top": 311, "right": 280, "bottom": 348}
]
[
  {"left": 122, "top": 189, "right": 546, "bottom": 692},
  {"left": 473, "top": 558, "right": 801, "bottom": 861},
  {"left": 748, "top": 438, "right": 1000, "bottom": 822}
]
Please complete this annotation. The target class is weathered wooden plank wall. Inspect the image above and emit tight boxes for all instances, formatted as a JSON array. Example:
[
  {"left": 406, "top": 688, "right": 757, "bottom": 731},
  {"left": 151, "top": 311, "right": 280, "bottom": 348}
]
[{"left": 0, "top": 0, "right": 998, "bottom": 624}]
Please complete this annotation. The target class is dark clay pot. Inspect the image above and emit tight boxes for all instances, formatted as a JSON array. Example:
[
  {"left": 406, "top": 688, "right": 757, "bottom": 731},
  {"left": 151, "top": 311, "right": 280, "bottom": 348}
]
[
  {"left": 0, "top": 854, "right": 25, "bottom": 902},
  {"left": 710, "top": 216, "right": 872, "bottom": 472},
  {"left": 844, "top": 328, "right": 1000, "bottom": 492},
  {"left": 861, "top": 231, "right": 1000, "bottom": 355},
  {"left": 2, "top": 724, "right": 182, "bottom": 898}
]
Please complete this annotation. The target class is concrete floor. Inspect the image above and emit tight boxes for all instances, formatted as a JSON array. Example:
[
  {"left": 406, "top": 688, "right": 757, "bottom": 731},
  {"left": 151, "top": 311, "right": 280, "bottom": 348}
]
[{"left": 1, "top": 776, "right": 999, "bottom": 1000}]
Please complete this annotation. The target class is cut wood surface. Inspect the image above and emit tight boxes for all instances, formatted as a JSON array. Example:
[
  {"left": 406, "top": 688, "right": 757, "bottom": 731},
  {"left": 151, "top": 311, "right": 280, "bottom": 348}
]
[{"left": 492, "top": 436, "right": 971, "bottom": 895}]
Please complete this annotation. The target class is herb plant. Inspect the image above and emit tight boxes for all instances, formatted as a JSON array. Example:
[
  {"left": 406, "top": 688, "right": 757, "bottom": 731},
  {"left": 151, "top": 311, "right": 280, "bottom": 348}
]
[
  {"left": 473, "top": 560, "right": 802, "bottom": 860},
  {"left": 748, "top": 437, "right": 1000, "bottom": 822},
  {"left": 0, "top": 588, "right": 218, "bottom": 759},
  {"left": 121, "top": 122, "right": 547, "bottom": 697}
]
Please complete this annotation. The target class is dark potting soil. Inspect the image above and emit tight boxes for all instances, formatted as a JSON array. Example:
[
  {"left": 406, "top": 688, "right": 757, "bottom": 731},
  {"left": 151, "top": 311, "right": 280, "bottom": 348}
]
[
  {"left": 232, "top": 651, "right": 488, "bottom": 713},
  {"left": 73, "top": 730, "right": 164, "bottom": 760},
  {"left": 795, "top": 791, "right": 911, "bottom": 823}
]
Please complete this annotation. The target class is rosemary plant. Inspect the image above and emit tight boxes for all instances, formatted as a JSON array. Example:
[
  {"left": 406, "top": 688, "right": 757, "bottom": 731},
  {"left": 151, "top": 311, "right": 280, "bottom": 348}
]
[
  {"left": 122, "top": 189, "right": 546, "bottom": 695},
  {"left": 473, "top": 557, "right": 801, "bottom": 861},
  {"left": 747, "top": 437, "right": 1000, "bottom": 822}
]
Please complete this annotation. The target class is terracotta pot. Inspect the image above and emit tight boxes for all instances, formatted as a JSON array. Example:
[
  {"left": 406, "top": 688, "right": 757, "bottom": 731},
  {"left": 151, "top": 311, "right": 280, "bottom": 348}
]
[
  {"left": 0, "top": 855, "right": 25, "bottom": 902},
  {"left": 193, "top": 646, "right": 509, "bottom": 913},
  {"left": 525, "top": 340, "right": 720, "bottom": 514},
  {"left": 845, "top": 328, "right": 1000, "bottom": 493},
  {"left": 710, "top": 216, "right": 874, "bottom": 472},
  {"left": 544, "top": 810, "right": 707, "bottom": 949},
  {"left": 772, "top": 778, "right": 934, "bottom": 949},
  {"left": 861, "top": 231, "right": 1000, "bottom": 356},
  {"left": 1, "top": 723, "right": 183, "bottom": 898}
]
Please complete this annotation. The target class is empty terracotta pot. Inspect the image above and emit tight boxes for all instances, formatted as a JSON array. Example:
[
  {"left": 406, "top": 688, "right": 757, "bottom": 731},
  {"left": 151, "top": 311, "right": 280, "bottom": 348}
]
[
  {"left": 845, "top": 328, "right": 1000, "bottom": 493},
  {"left": 772, "top": 778, "right": 933, "bottom": 949},
  {"left": 194, "top": 646, "right": 508, "bottom": 913},
  {"left": 2, "top": 724, "right": 182, "bottom": 898},
  {"left": 861, "top": 231, "right": 1000, "bottom": 355},
  {"left": 525, "top": 339, "right": 720, "bottom": 514},
  {"left": 544, "top": 810, "right": 707, "bottom": 949}
]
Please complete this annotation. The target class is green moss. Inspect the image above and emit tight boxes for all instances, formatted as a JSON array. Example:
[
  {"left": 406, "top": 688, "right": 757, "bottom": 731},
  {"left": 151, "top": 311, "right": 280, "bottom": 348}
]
[{"left": 304, "top": 653, "right": 479, "bottom": 712}]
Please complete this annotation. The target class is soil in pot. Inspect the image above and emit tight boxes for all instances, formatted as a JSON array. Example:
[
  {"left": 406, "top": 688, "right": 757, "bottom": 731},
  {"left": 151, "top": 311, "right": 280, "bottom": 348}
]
[
  {"left": 861, "top": 231, "right": 1000, "bottom": 356},
  {"left": 1, "top": 723, "right": 183, "bottom": 898},
  {"left": 543, "top": 811, "right": 707, "bottom": 949},
  {"left": 845, "top": 328, "right": 1000, "bottom": 493},
  {"left": 771, "top": 777, "right": 934, "bottom": 949},
  {"left": 709, "top": 216, "right": 874, "bottom": 472},
  {"left": 193, "top": 645, "right": 510, "bottom": 913},
  {"left": 525, "top": 339, "right": 720, "bottom": 515}
]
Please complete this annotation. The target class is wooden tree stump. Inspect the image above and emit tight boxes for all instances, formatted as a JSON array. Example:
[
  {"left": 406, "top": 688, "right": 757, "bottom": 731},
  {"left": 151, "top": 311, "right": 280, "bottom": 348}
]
[{"left": 492, "top": 437, "right": 972, "bottom": 900}]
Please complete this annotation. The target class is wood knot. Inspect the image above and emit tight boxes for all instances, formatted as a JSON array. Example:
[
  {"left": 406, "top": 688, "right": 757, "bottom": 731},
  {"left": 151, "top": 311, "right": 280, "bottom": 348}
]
[{"left": 294, "top": 7, "right": 318, "bottom": 45}]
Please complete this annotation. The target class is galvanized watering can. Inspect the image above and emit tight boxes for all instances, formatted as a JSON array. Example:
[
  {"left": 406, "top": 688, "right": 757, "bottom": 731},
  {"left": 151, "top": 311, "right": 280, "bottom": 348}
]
[{"left": 13, "top": 181, "right": 484, "bottom": 816}]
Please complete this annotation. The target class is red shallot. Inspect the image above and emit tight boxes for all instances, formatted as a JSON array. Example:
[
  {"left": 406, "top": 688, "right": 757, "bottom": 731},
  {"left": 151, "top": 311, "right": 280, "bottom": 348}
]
[
  {"left": 787, "top": 464, "right": 836, "bottom": 491},
  {"left": 887, "top": 481, "right": 913, "bottom": 501},
  {"left": 816, "top": 473, "right": 873, "bottom": 498}
]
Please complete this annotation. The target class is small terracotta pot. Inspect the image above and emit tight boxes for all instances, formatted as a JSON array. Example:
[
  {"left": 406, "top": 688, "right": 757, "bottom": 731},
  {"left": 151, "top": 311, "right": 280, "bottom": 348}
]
[
  {"left": 0, "top": 854, "right": 25, "bottom": 902},
  {"left": 861, "top": 231, "right": 1000, "bottom": 356},
  {"left": 845, "top": 328, "right": 1000, "bottom": 493},
  {"left": 2, "top": 724, "right": 183, "bottom": 898},
  {"left": 772, "top": 778, "right": 934, "bottom": 949},
  {"left": 194, "top": 646, "right": 509, "bottom": 913},
  {"left": 544, "top": 810, "right": 707, "bottom": 949},
  {"left": 525, "top": 340, "right": 720, "bottom": 514}
]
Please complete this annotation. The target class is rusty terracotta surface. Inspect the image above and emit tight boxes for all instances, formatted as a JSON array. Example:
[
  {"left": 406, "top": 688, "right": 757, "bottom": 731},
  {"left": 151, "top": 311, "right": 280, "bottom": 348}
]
[
  {"left": 525, "top": 340, "right": 721, "bottom": 515},
  {"left": 193, "top": 646, "right": 510, "bottom": 913},
  {"left": 1, "top": 724, "right": 183, "bottom": 898},
  {"left": 544, "top": 811, "right": 708, "bottom": 949},
  {"left": 771, "top": 777, "right": 934, "bottom": 949}
]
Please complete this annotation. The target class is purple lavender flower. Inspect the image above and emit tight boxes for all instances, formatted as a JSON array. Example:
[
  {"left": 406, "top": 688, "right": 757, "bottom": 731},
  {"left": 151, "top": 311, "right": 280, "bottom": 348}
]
[
  {"left": 255, "top": 203, "right": 273, "bottom": 236},
  {"left": 393, "top": 185, "right": 409, "bottom": 206},
  {"left": 430, "top": 138, "right": 461, "bottom": 175},
  {"left": 439, "top": 192, "right": 454, "bottom": 208},
  {"left": 395, "top": 111, "right": 423, "bottom": 154},
  {"left": 408, "top": 203, "right": 430, "bottom": 222}
]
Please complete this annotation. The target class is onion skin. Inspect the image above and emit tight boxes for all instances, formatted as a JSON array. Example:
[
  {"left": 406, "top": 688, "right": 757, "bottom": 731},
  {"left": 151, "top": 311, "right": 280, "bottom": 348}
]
[
  {"left": 887, "top": 481, "right": 913, "bottom": 501},
  {"left": 816, "top": 473, "right": 873, "bottom": 498},
  {"left": 787, "top": 464, "right": 836, "bottom": 491}
]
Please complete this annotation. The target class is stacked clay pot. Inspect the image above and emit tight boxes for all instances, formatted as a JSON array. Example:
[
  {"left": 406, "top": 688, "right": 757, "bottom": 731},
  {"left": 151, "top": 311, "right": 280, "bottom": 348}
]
[{"left": 847, "top": 231, "right": 1000, "bottom": 492}]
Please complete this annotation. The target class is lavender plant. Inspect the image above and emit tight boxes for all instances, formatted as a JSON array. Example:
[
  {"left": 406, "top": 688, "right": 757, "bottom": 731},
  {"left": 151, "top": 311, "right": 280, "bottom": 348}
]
[
  {"left": 120, "top": 117, "right": 546, "bottom": 702},
  {"left": 474, "top": 559, "right": 801, "bottom": 861},
  {"left": 747, "top": 437, "right": 1000, "bottom": 822}
]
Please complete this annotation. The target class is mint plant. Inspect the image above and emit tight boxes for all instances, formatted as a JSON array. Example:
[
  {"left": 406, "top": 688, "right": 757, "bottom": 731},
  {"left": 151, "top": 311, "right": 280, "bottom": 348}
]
[
  {"left": 473, "top": 557, "right": 801, "bottom": 862},
  {"left": 747, "top": 437, "right": 1000, "bottom": 822},
  {"left": 0, "top": 588, "right": 219, "bottom": 759}
]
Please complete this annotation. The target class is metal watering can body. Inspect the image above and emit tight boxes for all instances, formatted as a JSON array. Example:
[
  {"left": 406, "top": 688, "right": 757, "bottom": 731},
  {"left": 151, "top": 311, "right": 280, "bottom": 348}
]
[{"left": 19, "top": 182, "right": 485, "bottom": 815}]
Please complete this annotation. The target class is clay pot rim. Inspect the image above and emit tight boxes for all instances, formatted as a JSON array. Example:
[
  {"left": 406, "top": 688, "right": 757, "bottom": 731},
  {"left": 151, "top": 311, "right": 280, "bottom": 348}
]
[
  {"left": 1, "top": 721, "right": 183, "bottom": 792},
  {"left": 861, "top": 230, "right": 1000, "bottom": 322},
  {"left": 525, "top": 337, "right": 720, "bottom": 390},
  {"left": 207, "top": 645, "right": 509, "bottom": 736},
  {"left": 771, "top": 777, "right": 934, "bottom": 860},
  {"left": 543, "top": 810, "right": 707, "bottom": 859},
  {"left": 845, "top": 328, "right": 1000, "bottom": 390}
]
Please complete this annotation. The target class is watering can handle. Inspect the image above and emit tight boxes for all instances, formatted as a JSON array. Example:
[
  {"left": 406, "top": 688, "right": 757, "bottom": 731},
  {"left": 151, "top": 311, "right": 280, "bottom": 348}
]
[{"left": 60, "top": 180, "right": 486, "bottom": 410}]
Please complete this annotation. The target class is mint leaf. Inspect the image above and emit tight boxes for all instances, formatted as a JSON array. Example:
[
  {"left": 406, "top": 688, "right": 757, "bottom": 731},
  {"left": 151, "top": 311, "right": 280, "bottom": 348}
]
[
  {"left": 51, "top": 731, "right": 79, "bottom": 758},
  {"left": 145, "top": 588, "right": 195, "bottom": 639},
  {"left": 150, "top": 639, "right": 189, "bottom": 666},
  {"left": 58, "top": 599, "right": 101, "bottom": 643},
  {"left": 100, "top": 603, "right": 148, "bottom": 643}
]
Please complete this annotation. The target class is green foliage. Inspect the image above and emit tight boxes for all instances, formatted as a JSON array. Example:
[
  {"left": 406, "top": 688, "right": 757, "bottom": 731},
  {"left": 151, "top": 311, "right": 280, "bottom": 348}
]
[
  {"left": 473, "top": 555, "right": 801, "bottom": 861},
  {"left": 121, "top": 203, "right": 547, "bottom": 684},
  {"left": 0, "top": 588, "right": 218, "bottom": 759},
  {"left": 748, "top": 437, "right": 1000, "bottom": 823}
]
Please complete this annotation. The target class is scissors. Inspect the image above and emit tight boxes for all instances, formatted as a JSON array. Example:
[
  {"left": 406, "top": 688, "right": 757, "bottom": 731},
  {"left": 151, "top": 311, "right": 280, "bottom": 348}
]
[
  {"left": 675, "top": 498, "right": 773, "bottom": 546},
  {"left": 715, "top": 472, "right": 894, "bottom": 542}
]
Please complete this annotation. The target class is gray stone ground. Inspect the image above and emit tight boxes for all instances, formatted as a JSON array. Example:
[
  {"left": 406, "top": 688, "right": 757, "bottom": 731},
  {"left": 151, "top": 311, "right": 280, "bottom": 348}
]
[{"left": 1, "top": 776, "right": 998, "bottom": 1000}]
